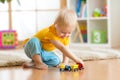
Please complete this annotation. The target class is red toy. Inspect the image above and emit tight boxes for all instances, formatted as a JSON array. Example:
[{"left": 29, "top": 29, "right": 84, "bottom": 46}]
[
  {"left": 77, "top": 63, "right": 84, "bottom": 70},
  {"left": 104, "top": 4, "right": 107, "bottom": 16}
]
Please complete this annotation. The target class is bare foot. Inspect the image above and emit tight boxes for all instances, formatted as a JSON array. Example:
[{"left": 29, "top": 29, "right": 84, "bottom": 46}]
[
  {"left": 22, "top": 62, "right": 35, "bottom": 68},
  {"left": 22, "top": 62, "right": 48, "bottom": 70},
  {"left": 35, "top": 63, "right": 48, "bottom": 70}
]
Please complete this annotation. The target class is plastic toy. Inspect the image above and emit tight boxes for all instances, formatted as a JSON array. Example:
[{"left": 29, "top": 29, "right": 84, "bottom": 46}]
[
  {"left": 60, "top": 63, "right": 84, "bottom": 72},
  {"left": 104, "top": 4, "right": 107, "bottom": 16},
  {"left": 100, "top": 10, "right": 105, "bottom": 17},
  {"left": 0, "top": 30, "right": 18, "bottom": 49},
  {"left": 59, "top": 64, "right": 72, "bottom": 71},
  {"left": 60, "top": 63, "right": 66, "bottom": 71},
  {"left": 77, "top": 63, "right": 84, "bottom": 70},
  {"left": 93, "top": 6, "right": 107, "bottom": 17},
  {"left": 64, "top": 65, "right": 71, "bottom": 71},
  {"left": 71, "top": 64, "right": 79, "bottom": 71},
  {"left": 93, "top": 8, "right": 101, "bottom": 17}
]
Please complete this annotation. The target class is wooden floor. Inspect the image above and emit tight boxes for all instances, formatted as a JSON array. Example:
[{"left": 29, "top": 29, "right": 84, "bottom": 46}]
[{"left": 0, "top": 59, "right": 120, "bottom": 80}]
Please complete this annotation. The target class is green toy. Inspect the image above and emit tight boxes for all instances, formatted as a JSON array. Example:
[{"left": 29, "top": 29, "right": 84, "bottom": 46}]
[{"left": 93, "top": 8, "right": 101, "bottom": 17}]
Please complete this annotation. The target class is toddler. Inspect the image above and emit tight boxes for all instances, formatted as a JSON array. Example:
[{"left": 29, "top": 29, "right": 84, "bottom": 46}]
[{"left": 22, "top": 8, "right": 84, "bottom": 70}]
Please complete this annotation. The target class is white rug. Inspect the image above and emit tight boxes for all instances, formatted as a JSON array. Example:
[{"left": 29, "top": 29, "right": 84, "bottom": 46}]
[
  {"left": 0, "top": 47, "right": 120, "bottom": 67},
  {"left": 55, "top": 47, "right": 120, "bottom": 62},
  {"left": 70, "top": 47, "right": 120, "bottom": 61},
  {"left": 0, "top": 49, "right": 31, "bottom": 67}
]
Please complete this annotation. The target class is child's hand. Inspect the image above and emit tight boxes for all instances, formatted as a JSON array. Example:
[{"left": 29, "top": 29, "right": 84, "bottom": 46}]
[{"left": 75, "top": 58, "right": 84, "bottom": 67}]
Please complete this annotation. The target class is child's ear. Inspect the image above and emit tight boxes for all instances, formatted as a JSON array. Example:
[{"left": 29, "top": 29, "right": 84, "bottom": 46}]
[
  {"left": 54, "top": 24, "right": 58, "bottom": 28},
  {"left": 54, "top": 24, "right": 57, "bottom": 26}
]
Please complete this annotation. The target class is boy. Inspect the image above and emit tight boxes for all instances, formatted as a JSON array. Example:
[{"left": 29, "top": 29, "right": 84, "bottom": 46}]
[{"left": 23, "top": 8, "right": 84, "bottom": 69}]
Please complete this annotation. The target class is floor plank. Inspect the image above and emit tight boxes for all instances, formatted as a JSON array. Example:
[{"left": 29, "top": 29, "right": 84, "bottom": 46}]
[{"left": 0, "top": 59, "right": 120, "bottom": 80}]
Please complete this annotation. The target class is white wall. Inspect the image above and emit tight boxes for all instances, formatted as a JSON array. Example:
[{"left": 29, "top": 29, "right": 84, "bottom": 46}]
[{"left": 0, "top": 0, "right": 60, "bottom": 40}]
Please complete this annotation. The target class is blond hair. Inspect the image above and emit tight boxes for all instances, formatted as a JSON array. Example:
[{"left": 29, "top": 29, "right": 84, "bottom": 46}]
[{"left": 54, "top": 8, "right": 77, "bottom": 28}]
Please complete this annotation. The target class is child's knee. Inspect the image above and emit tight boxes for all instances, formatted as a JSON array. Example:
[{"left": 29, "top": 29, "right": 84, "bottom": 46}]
[
  {"left": 24, "top": 37, "right": 42, "bottom": 58},
  {"left": 26, "top": 37, "right": 42, "bottom": 49},
  {"left": 29, "top": 37, "right": 39, "bottom": 44}
]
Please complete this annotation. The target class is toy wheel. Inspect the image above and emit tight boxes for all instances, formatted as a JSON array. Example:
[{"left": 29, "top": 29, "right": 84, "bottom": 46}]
[
  {"left": 60, "top": 68, "right": 64, "bottom": 71},
  {"left": 80, "top": 67, "right": 84, "bottom": 70},
  {"left": 76, "top": 68, "right": 79, "bottom": 71},
  {"left": 74, "top": 69, "right": 76, "bottom": 72}
]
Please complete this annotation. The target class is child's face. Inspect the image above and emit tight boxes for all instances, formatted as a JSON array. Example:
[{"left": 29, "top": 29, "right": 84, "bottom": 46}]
[{"left": 56, "top": 25, "right": 74, "bottom": 38}]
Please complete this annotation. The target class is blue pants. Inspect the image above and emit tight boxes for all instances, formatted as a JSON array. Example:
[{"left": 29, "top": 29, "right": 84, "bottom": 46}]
[{"left": 24, "top": 37, "right": 60, "bottom": 67}]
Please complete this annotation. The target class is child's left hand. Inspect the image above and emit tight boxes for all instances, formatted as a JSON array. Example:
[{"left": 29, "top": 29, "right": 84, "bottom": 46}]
[{"left": 75, "top": 58, "right": 84, "bottom": 67}]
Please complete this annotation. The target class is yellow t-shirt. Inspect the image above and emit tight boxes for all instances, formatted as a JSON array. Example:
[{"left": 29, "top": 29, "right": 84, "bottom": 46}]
[{"left": 23, "top": 25, "right": 70, "bottom": 51}]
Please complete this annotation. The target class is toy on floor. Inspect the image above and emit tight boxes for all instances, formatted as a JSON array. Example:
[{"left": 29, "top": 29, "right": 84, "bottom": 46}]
[
  {"left": 59, "top": 64, "right": 71, "bottom": 71},
  {"left": 60, "top": 63, "right": 84, "bottom": 72},
  {"left": 77, "top": 63, "right": 84, "bottom": 70},
  {"left": 0, "top": 30, "right": 18, "bottom": 49}
]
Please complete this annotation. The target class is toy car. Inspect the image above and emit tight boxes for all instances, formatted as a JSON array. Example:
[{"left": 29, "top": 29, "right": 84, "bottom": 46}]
[
  {"left": 64, "top": 65, "right": 71, "bottom": 71},
  {"left": 77, "top": 63, "right": 84, "bottom": 70},
  {"left": 59, "top": 64, "right": 82, "bottom": 72},
  {"left": 59, "top": 64, "right": 71, "bottom": 71},
  {"left": 71, "top": 64, "right": 79, "bottom": 71},
  {"left": 60, "top": 63, "right": 65, "bottom": 71}
]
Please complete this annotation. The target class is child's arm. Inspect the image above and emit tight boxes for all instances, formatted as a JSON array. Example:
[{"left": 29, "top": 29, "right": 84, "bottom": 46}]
[{"left": 50, "top": 40, "right": 84, "bottom": 65}]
